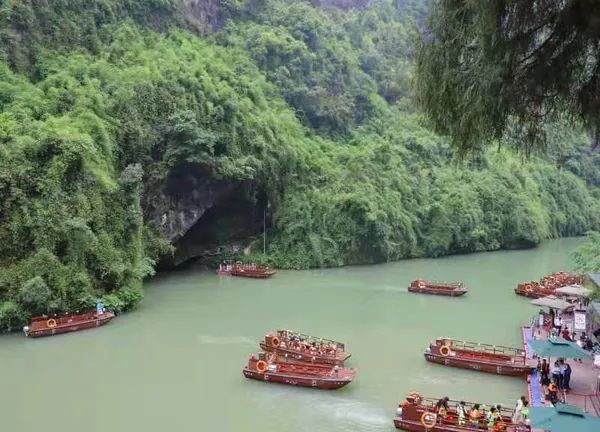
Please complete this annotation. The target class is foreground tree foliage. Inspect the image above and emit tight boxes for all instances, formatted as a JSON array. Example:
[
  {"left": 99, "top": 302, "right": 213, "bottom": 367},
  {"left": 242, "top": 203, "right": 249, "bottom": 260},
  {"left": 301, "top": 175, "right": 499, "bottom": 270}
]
[
  {"left": 417, "top": 0, "right": 600, "bottom": 153},
  {"left": 0, "top": 0, "right": 599, "bottom": 330}
]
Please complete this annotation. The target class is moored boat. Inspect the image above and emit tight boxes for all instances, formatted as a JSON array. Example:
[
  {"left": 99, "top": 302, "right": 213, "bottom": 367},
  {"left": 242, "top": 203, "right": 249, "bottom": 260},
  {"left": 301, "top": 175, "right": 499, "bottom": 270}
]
[
  {"left": 230, "top": 262, "right": 276, "bottom": 279},
  {"left": 242, "top": 352, "right": 356, "bottom": 389},
  {"left": 23, "top": 309, "right": 114, "bottom": 338},
  {"left": 424, "top": 338, "right": 531, "bottom": 376},
  {"left": 394, "top": 392, "right": 528, "bottom": 432},
  {"left": 408, "top": 280, "right": 467, "bottom": 297},
  {"left": 260, "top": 329, "right": 351, "bottom": 365},
  {"left": 515, "top": 271, "right": 583, "bottom": 298}
]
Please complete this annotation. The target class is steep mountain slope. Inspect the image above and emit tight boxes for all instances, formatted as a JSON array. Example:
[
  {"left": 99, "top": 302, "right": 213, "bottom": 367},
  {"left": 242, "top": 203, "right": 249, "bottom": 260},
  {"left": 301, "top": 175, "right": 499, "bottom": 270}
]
[{"left": 0, "top": 0, "right": 598, "bottom": 330}]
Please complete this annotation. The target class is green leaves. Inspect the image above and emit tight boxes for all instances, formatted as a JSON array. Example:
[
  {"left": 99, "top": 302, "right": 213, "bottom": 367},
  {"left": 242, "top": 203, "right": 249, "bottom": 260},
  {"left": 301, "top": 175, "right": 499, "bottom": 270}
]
[
  {"left": 0, "top": 0, "right": 599, "bottom": 328},
  {"left": 19, "top": 276, "right": 51, "bottom": 316},
  {"left": 573, "top": 232, "right": 600, "bottom": 274},
  {"left": 416, "top": 0, "right": 600, "bottom": 153}
]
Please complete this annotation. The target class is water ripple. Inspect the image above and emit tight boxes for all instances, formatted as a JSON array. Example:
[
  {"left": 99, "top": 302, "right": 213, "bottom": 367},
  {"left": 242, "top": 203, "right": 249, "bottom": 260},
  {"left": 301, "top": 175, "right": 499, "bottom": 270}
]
[{"left": 196, "top": 334, "right": 256, "bottom": 345}]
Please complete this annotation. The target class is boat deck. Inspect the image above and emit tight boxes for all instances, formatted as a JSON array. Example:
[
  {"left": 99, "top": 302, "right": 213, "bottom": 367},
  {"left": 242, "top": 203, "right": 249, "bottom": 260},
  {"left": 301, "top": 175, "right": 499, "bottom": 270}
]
[{"left": 521, "top": 325, "right": 600, "bottom": 416}]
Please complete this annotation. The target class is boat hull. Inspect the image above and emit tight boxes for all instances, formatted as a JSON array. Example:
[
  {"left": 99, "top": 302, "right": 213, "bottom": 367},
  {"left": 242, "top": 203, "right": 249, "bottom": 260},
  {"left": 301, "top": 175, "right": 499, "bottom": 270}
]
[
  {"left": 231, "top": 269, "right": 276, "bottom": 279},
  {"left": 26, "top": 313, "right": 114, "bottom": 338},
  {"left": 393, "top": 417, "right": 521, "bottom": 432},
  {"left": 514, "top": 288, "right": 551, "bottom": 299},
  {"left": 408, "top": 287, "right": 466, "bottom": 297},
  {"left": 260, "top": 343, "right": 350, "bottom": 366},
  {"left": 242, "top": 368, "right": 352, "bottom": 389},
  {"left": 424, "top": 352, "right": 530, "bottom": 376}
]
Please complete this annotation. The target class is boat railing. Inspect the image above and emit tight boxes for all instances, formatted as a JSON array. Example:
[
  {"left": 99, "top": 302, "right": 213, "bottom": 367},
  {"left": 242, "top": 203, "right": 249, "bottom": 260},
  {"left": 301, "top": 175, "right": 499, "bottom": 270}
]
[
  {"left": 440, "top": 339, "right": 526, "bottom": 359},
  {"left": 278, "top": 330, "right": 345, "bottom": 349},
  {"left": 416, "top": 398, "right": 519, "bottom": 423},
  {"left": 278, "top": 341, "right": 339, "bottom": 358},
  {"left": 415, "top": 280, "right": 463, "bottom": 287}
]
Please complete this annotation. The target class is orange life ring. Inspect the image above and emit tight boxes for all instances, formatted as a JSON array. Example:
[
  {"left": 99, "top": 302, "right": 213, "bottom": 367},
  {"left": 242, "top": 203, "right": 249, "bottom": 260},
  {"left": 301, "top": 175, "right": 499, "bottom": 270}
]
[
  {"left": 525, "top": 285, "right": 533, "bottom": 293},
  {"left": 439, "top": 345, "right": 451, "bottom": 356},
  {"left": 418, "top": 281, "right": 426, "bottom": 289},
  {"left": 272, "top": 336, "right": 280, "bottom": 347},
  {"left": 421, "top": 411, "right": 437, "bottom": 429},
  {"left": 256, "top": 360, "right": 267, "bottom": 373},
  {"left": 46, "top": 319, "right": 57, "bottom": 328}
]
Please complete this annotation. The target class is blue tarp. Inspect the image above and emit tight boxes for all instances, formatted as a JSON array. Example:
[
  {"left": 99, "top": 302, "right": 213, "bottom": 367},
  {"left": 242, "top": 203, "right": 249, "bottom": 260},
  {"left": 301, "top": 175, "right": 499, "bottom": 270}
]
[{"left": 524, "top": 327, "right": 543, "bottom": 407}]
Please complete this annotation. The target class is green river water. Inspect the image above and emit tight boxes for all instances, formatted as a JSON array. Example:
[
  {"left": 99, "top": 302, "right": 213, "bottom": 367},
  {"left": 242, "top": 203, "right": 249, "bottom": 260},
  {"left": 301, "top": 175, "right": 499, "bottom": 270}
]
[{"left": 0, "top": 238, "right": 583, "bottom": 432}]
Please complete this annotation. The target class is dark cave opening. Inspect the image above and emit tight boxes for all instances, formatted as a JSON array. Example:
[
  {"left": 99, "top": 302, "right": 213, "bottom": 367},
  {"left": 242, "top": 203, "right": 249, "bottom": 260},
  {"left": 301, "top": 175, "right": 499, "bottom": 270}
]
[{"left": 166, "top": 186, "right": 268, "bottom": 267}]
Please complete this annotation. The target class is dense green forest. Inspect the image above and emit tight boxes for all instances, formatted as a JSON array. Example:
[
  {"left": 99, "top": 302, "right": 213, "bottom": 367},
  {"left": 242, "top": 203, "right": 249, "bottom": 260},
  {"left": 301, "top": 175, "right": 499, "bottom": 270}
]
[{"left": 1, "top": 0, "right": 599, "bottom": 330}]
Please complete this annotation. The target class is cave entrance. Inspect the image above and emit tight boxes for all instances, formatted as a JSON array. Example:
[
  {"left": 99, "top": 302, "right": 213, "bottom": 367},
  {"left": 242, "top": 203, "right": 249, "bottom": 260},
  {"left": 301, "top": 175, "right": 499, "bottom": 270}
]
[{"left": 169, "top": 186, "right": 268, "bottom": 267}]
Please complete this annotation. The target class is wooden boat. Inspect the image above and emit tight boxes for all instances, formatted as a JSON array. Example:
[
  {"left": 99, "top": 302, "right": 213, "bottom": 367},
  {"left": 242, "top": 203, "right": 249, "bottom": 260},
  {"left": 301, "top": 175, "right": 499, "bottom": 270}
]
[
  {"left": 394, "top": 392, "right": 528, "bottom": 432},
  {"left": 515, "top": 271, "right": 583, "bottom": 298},
  {"left": 23, "top": 310, "right": 114, "bottom": 337},
  {"left": 424, "top": 338, "right": 531, "bottom": 376},
  {"left": 230, "top": 262, "right": 276, "bottom": 279},
  {"left": 514, "top": 282, "right": 553, "bottom": 299},
  {"left": 242, "top": 352, "right": 356, "bottom": 389},
  {"left": 409, "top": 280, "right": 467, "bottom": 297},
  {"left": 260, "top": 329, "right": 351, "bottom": 365}
]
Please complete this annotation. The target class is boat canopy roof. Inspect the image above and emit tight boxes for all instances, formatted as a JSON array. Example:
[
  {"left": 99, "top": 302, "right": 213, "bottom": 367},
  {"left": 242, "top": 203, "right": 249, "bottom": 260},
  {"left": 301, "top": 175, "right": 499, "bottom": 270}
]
[
  {"left": 554, "top": 284, "right": 592, "bottom": 298},
  {"left": 530, "top": 295, "right": 572, "bottom": 311}
]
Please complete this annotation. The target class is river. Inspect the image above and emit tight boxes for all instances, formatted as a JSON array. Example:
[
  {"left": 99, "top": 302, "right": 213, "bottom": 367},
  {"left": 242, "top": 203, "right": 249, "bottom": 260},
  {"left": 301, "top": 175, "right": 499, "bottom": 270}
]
[{"left": 0, "top": 238, "right": 582, "bottom": 432}]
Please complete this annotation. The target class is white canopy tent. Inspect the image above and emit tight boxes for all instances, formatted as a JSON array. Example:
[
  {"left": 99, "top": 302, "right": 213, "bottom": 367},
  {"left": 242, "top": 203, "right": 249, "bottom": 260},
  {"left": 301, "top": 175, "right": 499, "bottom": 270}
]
[
  {"left": 554, "top": 284, "right": 592, "bottom": 298},
  {"left": 530, "top": 295, "right": 572, "bottom": 311}
]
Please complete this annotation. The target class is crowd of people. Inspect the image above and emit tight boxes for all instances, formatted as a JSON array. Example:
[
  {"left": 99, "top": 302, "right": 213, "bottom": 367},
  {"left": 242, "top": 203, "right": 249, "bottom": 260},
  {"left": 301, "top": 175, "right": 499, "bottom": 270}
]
[
  {"left": 537, "top": 357, "right": 573, "bottom": 403},
  {"left": 279, "top": 332, "right": 340, "bottom": 357},
  {"left": 431, "top": 396, "right": 529, "bottom": 430}
]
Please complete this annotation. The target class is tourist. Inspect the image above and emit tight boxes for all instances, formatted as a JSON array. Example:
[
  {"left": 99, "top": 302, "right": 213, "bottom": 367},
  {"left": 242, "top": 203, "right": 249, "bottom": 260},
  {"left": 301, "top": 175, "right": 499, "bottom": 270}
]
[
  {"left": 558, "top": 359, "right": 566, "bottom": 389},
  {"left": 457, "top": 401, "right": 467, "bottom": 426},
  {"left": 548, "top": 380, "right": 559, "bottom": 404},
  {"left": 551, "top": 361, "right": 561, "bottom": 388},
  {"left": 561, "top": 327, "right": 571, "bottom": 341},
  {"left": 470, "top": 404, "right": 481, "bottom": 428},
  {"left": 520, "top": 400, "right": 530, "bottom": 426},
  {"left": 553, "top": 315, "right": 562, "bottom": 334},
  {"left": 512, "top": 396, "right": 526, "bottom": 424},
  {"left": 435, "top": 396, "right": 449, "bottom": 422},
  {"left": 487, "top": 407, "right": 500, "bottom": 430},
  {"left": 540, "top": 358, "right": 550, "bottom": 386},
  {"left": 563, "top": 362, "right": 572, "bottom": 390}
]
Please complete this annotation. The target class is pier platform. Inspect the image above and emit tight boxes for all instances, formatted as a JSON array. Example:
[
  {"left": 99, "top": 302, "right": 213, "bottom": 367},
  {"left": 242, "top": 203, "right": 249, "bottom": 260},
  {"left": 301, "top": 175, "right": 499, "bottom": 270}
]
[{"left": 521, "top": 325, "right": 600, "bottom": 416}]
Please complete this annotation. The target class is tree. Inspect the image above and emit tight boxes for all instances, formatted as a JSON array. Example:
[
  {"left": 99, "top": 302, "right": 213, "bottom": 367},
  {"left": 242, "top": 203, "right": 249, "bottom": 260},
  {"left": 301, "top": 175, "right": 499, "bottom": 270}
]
[
  {"left": 573, "top": 231, "right": 600, "bottom": 274},
  {"left": 572, "top": 231, "right": 600, "bottom": 299},
  {"left": 416, "top": 0, "right": 600, "bottom": 154},
  {"left": 19, "top": 276, "right": 51, "bottom": 315}
]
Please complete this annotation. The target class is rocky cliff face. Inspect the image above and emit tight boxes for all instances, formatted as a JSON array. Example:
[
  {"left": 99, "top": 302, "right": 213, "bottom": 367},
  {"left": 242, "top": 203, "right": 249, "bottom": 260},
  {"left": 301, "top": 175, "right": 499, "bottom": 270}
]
[
  {"left": 143, "top": 163, "right": 265, "bottom": 266},
  {"left": 181, "top": 0, "right": 225, "bottom": 33},
  {"left": 144, "top": 164, "right": 234, "bottom": 243}
]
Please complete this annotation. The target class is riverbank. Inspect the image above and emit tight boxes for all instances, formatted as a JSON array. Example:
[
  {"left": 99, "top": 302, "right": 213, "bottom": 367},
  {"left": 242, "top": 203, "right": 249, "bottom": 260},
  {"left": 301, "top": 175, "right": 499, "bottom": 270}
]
[{"left": 0, "top": 238, "right": 583, "bottom": 432}]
